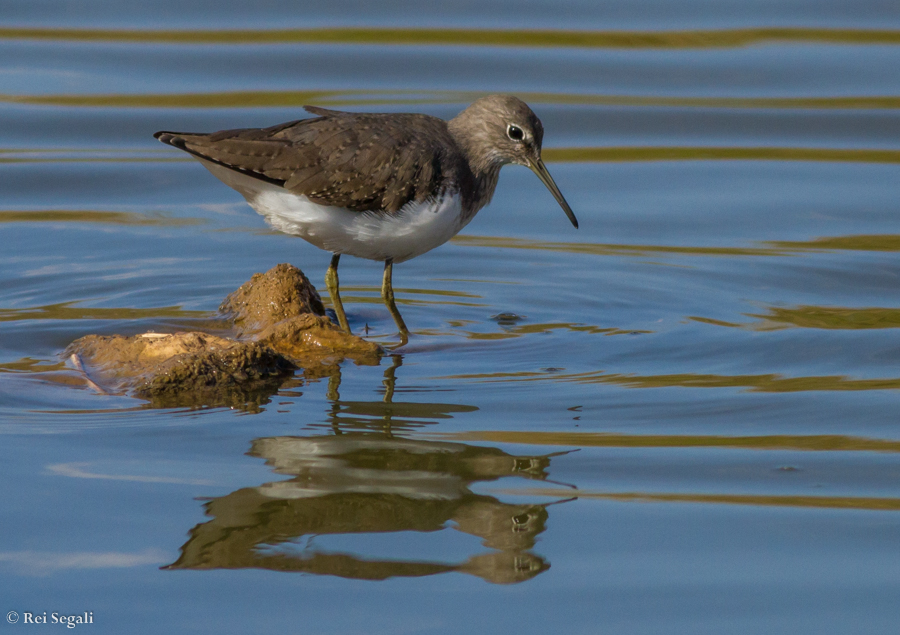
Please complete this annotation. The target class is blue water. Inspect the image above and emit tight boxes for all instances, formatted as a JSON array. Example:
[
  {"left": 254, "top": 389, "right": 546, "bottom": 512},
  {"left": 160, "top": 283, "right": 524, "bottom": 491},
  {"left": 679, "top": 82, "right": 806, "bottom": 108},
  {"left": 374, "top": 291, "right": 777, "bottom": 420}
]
[{"left": 2, "top": 1, "right": 900, "bottom": 633}]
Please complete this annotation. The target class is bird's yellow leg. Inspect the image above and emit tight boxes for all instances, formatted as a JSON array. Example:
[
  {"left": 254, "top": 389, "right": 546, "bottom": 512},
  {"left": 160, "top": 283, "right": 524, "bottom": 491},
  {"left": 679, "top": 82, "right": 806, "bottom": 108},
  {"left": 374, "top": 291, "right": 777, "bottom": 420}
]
[
  {"left": 325, "top": 253, "right": 351, "bottom": 333},
  {"left": 382, "top": 259, "right": 409, "bottom": 343}
]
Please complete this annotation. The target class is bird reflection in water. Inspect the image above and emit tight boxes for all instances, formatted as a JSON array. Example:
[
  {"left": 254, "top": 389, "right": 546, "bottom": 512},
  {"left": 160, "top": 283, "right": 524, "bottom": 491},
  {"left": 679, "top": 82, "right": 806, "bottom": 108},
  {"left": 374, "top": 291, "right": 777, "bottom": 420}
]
[
  {"left": 317, "top": 355, "right": 480, "bottom": 434},
  {"left": 166, "top": 356, "right": 574, "bottom": 584}
]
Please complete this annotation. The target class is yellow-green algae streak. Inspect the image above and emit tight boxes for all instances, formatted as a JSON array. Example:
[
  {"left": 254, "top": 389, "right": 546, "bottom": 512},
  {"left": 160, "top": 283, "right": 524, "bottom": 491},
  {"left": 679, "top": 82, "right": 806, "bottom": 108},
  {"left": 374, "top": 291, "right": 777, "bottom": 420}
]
[
  {"left": 437, "top": 369, "right": 900, "bottom": 392},
  {"left": 452, "top": 234, "right": 900, "bottom": 257},
  {"left": 488, "top": 488, "right": 900, "bottom": 512},
  {"left": 1, "top": 26, "right": 899, "bottom": 48},
  {"left": 438, "top": 430, "right": 900, "bottom": 452},
  {"left": 4, "top": 89, "right": 900, "bottom": 110},
  {"left": 690, "top": 306, "right": 900, "bottom": 331}
]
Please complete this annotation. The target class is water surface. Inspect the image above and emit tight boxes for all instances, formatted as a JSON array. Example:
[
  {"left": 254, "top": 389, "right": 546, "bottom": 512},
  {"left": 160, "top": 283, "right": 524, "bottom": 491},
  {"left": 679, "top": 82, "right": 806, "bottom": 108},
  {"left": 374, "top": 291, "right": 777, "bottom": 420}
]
[{"left": 2, "top": 1, "right": 900, "bottom": 633}]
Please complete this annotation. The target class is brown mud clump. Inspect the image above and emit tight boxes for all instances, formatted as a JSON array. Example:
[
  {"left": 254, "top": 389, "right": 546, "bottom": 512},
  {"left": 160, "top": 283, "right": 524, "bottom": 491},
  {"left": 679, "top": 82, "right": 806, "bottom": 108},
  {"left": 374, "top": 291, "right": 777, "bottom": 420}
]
[
  {"left": 64, "top": 264, "right": 382, "bottom": 408},
  {"left": 221, "top": 263, "right": 326, "bottom": 337}
]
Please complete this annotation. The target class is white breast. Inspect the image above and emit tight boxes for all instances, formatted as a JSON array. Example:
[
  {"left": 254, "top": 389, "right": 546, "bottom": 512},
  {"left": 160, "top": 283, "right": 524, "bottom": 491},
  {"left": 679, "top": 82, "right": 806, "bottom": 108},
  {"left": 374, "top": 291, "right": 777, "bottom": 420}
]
[{"left": 198, "top": 159, "right": 469, "bottom": 263}]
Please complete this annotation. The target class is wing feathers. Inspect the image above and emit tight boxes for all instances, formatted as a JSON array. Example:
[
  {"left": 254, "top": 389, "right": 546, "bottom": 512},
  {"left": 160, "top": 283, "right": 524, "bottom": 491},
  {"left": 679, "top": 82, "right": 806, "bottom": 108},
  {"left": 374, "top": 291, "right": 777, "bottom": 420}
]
[{"left": 155, "top": 112, "right": 465, "bottom": 214}]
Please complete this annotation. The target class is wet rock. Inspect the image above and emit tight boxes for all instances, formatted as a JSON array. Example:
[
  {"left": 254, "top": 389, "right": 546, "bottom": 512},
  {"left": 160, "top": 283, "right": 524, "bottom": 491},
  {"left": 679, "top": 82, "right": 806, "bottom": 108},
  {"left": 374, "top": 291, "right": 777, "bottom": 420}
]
[
  {"left": 69, "top": 331, "right": 233, "bottom": 377},
  {"left": 491, "top": 312, "right": 525, "bottom": 326},
  {"left": 221, "top": 263, "right": 326, "bottom": 337},
  {"left": 220, "top": 265, "right": 381, "bottom": 369},
  {"left": 137, "top": 338, "right": 294, "bottom": 395},
  {"left": 64, "top": 332, "right": 295, "bottom": 408},
  {"left": 64, "top": 264, "right": 382, "bottom": 407},
  {"left": 258, "top": 314, "right": 381, "bottom": 369}
]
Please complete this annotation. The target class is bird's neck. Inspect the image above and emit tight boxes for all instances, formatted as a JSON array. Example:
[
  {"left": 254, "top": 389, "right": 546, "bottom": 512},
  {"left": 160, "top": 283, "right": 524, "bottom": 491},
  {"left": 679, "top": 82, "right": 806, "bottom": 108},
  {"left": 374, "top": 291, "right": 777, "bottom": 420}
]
[
  {"left": 447, "top": 118, "right": 504, "bottom": 220},
  {"left": 463, "top": 166, "right": 501, "bottom": 220}
]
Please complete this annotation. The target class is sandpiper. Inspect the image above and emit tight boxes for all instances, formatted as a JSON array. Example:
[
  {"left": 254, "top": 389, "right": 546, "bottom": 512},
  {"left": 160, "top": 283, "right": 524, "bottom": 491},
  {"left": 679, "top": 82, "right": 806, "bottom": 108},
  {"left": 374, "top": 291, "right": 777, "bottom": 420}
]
[{"left": 155, "top": 95, "right": 578, "bottom": 339}]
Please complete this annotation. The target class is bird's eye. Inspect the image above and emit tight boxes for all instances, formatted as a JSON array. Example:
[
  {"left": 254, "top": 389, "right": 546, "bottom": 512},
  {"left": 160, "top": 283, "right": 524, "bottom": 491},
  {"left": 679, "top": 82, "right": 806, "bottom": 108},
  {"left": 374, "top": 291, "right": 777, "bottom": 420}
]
[{"left": 507, "top": 125, "right": 525, "bottom": 142}]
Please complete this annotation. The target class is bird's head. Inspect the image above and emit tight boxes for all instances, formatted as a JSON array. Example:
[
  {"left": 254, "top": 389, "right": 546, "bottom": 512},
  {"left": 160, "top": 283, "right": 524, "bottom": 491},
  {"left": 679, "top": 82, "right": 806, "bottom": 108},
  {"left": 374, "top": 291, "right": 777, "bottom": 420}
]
[{"left": 450, "top": 95, "right": 578, "bottom": 228}]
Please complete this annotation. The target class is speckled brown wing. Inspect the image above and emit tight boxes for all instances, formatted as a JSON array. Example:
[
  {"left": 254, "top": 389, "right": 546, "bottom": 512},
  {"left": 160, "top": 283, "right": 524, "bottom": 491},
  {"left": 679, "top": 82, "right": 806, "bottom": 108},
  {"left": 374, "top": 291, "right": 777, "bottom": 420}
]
[{"left": 155, "top": 109, "right": 465, "bottom": 214}]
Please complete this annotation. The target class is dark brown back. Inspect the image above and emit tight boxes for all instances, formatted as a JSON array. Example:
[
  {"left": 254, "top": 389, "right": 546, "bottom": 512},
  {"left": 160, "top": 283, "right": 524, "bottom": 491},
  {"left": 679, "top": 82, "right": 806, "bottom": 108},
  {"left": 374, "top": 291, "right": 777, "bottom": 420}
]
[{"left": 156, "top": 108, "right": 470, "bottom": 214}]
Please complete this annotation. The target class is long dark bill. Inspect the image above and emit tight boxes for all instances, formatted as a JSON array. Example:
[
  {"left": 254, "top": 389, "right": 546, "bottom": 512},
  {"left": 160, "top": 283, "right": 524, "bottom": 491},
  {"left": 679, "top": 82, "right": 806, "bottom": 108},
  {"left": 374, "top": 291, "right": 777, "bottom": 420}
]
[{"left": 529, "top": 158, "right": 579, "bottom": 229}]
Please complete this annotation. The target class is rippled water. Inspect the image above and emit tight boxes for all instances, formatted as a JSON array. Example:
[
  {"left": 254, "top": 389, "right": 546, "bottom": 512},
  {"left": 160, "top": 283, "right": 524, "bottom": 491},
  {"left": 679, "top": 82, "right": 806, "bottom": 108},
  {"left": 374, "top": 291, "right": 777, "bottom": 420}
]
[{"left": 2, "top": 0, "right": 900, "bottom": 632}]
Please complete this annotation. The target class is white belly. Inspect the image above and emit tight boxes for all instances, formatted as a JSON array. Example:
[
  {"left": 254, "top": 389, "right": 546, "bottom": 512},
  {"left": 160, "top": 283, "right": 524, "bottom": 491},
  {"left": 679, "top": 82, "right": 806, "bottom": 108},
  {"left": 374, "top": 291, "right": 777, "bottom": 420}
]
[{"left": 198, "top": 159, "right": 469, "bottom": 263}]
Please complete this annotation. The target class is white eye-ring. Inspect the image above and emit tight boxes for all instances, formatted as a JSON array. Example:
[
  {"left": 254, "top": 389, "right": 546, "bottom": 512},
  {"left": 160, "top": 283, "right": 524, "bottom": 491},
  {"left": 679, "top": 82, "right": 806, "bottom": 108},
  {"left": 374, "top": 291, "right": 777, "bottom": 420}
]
[{"left": 507, "top": 124, "right": 525, "bottom": 142}]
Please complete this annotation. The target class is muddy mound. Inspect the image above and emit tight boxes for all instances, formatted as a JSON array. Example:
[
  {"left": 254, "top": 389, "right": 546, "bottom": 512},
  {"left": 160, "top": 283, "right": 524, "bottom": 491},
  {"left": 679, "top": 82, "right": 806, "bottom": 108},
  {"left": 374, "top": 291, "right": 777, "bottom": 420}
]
[
  {"left": 65, "top": 264, "right": 382, "bottom": 408},
  {"left": 221, "top": 263, "right": 327, "bottom": 337}
]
